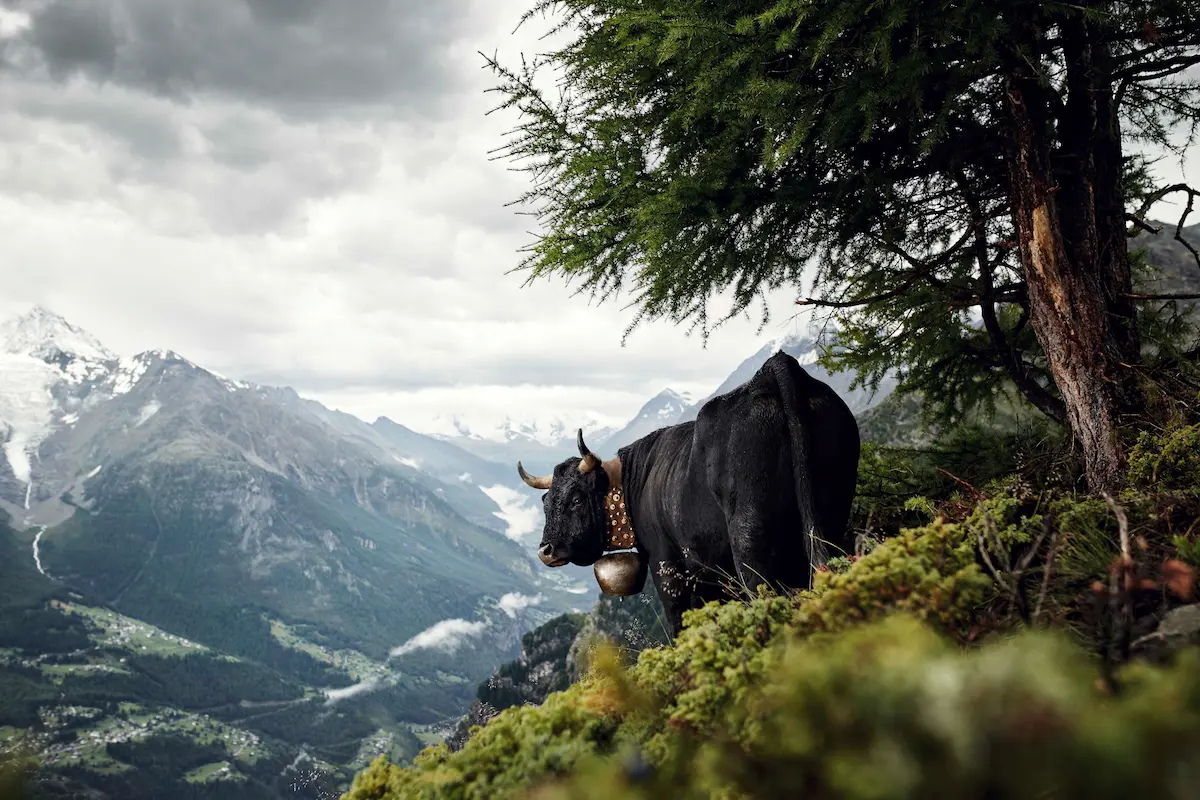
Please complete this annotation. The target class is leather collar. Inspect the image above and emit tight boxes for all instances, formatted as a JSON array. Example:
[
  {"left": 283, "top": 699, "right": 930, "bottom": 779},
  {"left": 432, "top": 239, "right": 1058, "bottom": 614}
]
[{"left": 603, "top": 485, "right": 636, "bottom": 551}]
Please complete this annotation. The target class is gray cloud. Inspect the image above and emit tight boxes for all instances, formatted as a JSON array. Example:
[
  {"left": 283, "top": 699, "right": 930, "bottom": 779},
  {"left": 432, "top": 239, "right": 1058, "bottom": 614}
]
[
  {"left": 4, "top": 0, "right": 473, "bottom": 119},
  {"left": 0, "top": 0, "right": 817, "bottom": 433}
]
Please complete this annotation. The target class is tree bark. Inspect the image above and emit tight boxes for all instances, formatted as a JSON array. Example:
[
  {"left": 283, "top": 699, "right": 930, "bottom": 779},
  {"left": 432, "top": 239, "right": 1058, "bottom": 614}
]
[{"left": 1003, "top": 15, "right": 1142, "bottom": 494}]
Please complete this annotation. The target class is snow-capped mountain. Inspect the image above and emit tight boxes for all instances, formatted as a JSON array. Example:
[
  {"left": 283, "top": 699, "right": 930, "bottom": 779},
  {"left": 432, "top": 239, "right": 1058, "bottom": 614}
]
[
  {"left": 422, "top": 412, "right": 620, "bottom": 474},
  {"left": 0, "top": 307, "right": 128, "bottom": 507},
  {"left": 0, "top": 307, "right": 601, "bottom": 797},
  {"left": 0, "top": 305, "right": 116, "bottom": 363},
  {"left": 0, "top": 308, "right": 259, "bottom": 515},
  {"left": 0, "top": 305, "right": 591, "bottom": 604},
  {"left": 675, "top": 332, "right": 895, "bottom": 424},
  {"left": 602, "top": 389, "right": 694, "bottom": 451},
  {"left": 425, "top": 413, "right": 618, "bottom": 449}
]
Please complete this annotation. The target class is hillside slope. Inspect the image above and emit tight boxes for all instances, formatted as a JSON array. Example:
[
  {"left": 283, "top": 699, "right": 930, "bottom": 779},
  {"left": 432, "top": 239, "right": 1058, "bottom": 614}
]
[{"left": 0, "top": 309, "right": 589, "bottom": 798}]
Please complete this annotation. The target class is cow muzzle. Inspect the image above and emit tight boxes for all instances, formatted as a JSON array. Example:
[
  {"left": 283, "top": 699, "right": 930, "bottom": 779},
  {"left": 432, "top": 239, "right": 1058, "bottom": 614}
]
[{"left": 538, "top": 542, "right": 570, "bottom": 567}]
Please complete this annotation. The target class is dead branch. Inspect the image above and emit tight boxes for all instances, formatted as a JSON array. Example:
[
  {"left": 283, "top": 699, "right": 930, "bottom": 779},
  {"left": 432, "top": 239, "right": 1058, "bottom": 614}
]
[
  {"left": 936, "top": 467, "right": 986, "bottom": 499},
  {"left": 1033, "top": 521, "right": 1060, "bottom": 625},
  {"left": 1102, "top": 491, "right": 1134, "bottom": 675},
  {"left": 1125, "top": 214, "right": 1161, "bottom": 236},
  {"left": 976, "top": 512, "right": 1051, "bottom": 626},
  {"left": 1128, "top": 183, "right": 1200, "bottom": 271},
  {"left": 1125, "top": 292, "right": 1200, "bottom": 301}
]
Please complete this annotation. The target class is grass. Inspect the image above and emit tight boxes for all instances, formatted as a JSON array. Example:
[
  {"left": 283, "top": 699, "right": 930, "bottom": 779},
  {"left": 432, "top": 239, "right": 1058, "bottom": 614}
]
[
  {"left": 53, "top": 600, "right": 208, "bottom": 657},
  {"left": 268, "top": 617, "right": 393, "bottom": 683},
  {"left": 183, "top": 760, "right": 242, "bottom": 783},
  {"left": 24, "top": 703, "right": 267, "bottom": 771}
]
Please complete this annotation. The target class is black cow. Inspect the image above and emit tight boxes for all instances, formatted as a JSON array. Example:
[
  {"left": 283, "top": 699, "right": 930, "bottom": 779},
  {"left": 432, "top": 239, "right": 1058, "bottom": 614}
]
[{"left": 516, "top": 351, "right": 861, "bottom": 635}]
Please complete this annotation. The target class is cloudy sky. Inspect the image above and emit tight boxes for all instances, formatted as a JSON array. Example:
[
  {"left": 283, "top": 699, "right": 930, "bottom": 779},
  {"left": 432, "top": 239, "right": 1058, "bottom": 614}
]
[{"left": 0, "top": 1, "right": 1194, "bottom": 435}]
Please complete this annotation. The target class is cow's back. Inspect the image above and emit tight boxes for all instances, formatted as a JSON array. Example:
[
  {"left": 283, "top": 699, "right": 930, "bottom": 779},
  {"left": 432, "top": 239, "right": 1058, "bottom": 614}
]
[
  {"left": 693, "top": 351, "right": 860, "bottom": 566},
  {"left": 618, "top": 423, "right": 733, "bottom": 570}
]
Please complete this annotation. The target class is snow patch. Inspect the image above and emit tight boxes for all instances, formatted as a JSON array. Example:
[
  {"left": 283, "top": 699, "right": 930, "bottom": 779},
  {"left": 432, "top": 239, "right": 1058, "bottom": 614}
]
[
  {"left": 32, "top": 527, "right": 49, "bottom": 578},
  {"left": 498, "top": 592, "right": 544, "bottom": 618},
  {"left": 795, "top": 347, "right": 819, "bottom": 365},
  {"left": 457, "top": 472, "right": 472, "bottom": 483},
  {"left": 425, "top": 412, "right": 621, "bottom": 448},
  {"left": 61, "top": 412, "right": 80, "bottom": 426},
  {"left": 0, "top": 352, "right": 60, "bottom": 488},
  {"left": 564, "top": 586, "right": 591, "bottom": 595},
  {"left": 135, "top": 401, "right": 161, "bottom": 426},
  {"left": 393, "top": 455, "right": 420, "bottom": 470},
  {"left": 479, "top": 485, "right": 540, "bottom": 541},
  {"left": 388, "top": 618, "right": 488, "bottom": 659},
  {"left": 85, "top": 465, "right": 102, "bottom": 479},
  {"left": 765, "top": 332, "right": 819, "bottom": 363},
  {"left": 111, "top": 355, "right": 149, "bottom": 396}
]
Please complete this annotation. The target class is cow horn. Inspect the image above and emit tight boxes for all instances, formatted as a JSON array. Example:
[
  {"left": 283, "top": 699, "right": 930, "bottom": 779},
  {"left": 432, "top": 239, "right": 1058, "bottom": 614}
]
[
  {"left": 577, "top": 429, "right": 600, "bottom": 473},
  {"left": 517, "top": 462, "right": 552, "bottom": 490}
]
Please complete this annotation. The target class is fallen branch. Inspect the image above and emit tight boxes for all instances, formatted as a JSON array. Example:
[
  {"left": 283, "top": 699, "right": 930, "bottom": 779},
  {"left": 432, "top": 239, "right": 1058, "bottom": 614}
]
[
  {"left": 1033, "top": 520, "right": 1060, "bottom": 625},
  {"left": 1101, "top": 491, "right": 1135, "bottom": 690},
  {"left": 936, "top": 467, "right": 986, "bottom": 499}
]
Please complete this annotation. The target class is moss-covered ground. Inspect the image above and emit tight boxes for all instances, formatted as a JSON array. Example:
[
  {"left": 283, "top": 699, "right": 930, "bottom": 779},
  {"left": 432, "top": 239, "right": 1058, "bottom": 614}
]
[{"left": 342, "top": 423, "right": 1200, "bottom": 800}]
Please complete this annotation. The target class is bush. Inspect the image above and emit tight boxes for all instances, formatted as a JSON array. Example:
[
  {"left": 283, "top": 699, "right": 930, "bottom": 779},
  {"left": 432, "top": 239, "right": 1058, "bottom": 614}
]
[
  {"left": 1128, "top": 423, "right": 1200, "bottom": 494},
  {"left": 342, "top": 449, "right": 1200, "bottom": 800},
  {"left": 530, "top": 617, "right": 1200, "bottom": 800}
]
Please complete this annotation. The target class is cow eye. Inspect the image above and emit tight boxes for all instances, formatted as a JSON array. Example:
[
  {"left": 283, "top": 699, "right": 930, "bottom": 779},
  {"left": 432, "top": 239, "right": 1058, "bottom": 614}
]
[{"left": 571, "top": 496, "right": 583, "bottom": 509}]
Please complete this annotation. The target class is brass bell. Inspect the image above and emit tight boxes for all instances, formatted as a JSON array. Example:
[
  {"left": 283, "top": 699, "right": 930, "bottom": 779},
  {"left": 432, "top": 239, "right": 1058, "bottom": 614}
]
[{"left": 593, "top": 551, "right": 648, "bottom": 596}]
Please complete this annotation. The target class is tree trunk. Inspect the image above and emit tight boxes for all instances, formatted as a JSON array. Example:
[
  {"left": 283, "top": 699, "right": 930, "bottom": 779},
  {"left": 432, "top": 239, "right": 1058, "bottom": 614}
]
[{"left": 1003, "top": 16, "right": 1142, "bottom": 494}]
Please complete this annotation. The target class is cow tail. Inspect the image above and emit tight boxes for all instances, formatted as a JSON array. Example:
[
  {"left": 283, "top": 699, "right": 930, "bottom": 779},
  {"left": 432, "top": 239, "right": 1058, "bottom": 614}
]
[{"left": 767, "top": 356, "right": 830, "bottom": 580}]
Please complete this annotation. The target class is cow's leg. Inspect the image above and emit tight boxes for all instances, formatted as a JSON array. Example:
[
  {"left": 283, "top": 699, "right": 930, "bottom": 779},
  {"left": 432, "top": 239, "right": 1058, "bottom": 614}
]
[
  {"left": 727, "top": 514, "right": 778, "bottom": 595},
  {"left": 650, "top": 557, "right": 697, "bottom": 637}
]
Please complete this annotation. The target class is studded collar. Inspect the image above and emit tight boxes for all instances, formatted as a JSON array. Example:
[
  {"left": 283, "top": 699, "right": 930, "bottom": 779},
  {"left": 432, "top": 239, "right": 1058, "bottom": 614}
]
[{"left": 603, "top": 485, "right": 636, "bottom": 551}]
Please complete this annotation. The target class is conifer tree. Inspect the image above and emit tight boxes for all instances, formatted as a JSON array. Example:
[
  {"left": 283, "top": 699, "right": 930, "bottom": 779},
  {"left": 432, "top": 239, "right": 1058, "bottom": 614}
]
[{"left": 485, "top": 0, "right": 1200, "bottom": 492}]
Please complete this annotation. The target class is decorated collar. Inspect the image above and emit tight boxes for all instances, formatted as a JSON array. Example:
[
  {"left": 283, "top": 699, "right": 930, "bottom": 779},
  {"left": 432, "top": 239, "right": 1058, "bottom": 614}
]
[{"left": 603, "top": 485, "right": 636, "bottom": 551}]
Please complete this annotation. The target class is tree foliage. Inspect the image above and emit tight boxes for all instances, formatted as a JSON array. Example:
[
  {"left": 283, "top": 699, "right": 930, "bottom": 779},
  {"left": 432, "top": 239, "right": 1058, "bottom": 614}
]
[{"left": 484, "top": 0, "right": 1200, "bottom": 440}]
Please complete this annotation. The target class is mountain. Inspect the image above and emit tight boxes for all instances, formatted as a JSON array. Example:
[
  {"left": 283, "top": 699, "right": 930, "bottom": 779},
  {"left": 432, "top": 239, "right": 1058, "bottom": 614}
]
[
  {"left": 1136, "top": 220, "right": 1200, "bottom": 302},
  {"left": 0, "top": 307, "right": 597, "bottom": 798},
  {"left": 675, "top": 333, "right": 895, "bottom": 425},
  {"left": 602, "top": 390, "right": 694, "bottom": 451},
  {"left": 424, "top": 414, "right": 619, "bottom": 477}
]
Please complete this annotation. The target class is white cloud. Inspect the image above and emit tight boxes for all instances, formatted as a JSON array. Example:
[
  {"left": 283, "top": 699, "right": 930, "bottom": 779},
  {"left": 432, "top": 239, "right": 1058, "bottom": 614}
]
[
  {"left": 497, "top": 592, "right": 543, "bottom": 618},
  {"left": 322, "top": 678, "right": 381, "bottom": 705},
  {"left": 479, "top": 484, "right": 541, "bottom": 542},
  {"left": 388, "top": 618, "right": 488, "bottom": 659}
]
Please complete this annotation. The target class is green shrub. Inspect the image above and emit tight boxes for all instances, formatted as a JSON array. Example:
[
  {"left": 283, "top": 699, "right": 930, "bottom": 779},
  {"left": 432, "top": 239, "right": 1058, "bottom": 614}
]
[
  {"left": 530, "top": 617, "right": 1200, "bottom": 800},
  {"left": 1128, "top": 424, "right": 1200, "bottom": 493},
  {"left": 797, "top": 512, "right": 998, "bottom": 642},
  {"left": 342, "top": 474, "right": 1200, "bottom": 800}
]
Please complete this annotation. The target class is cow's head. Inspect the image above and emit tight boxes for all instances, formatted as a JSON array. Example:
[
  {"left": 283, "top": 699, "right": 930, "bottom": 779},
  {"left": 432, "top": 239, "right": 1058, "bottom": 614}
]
[{"left": 517, "top": 430, "right": 611, "bottom": 568}]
